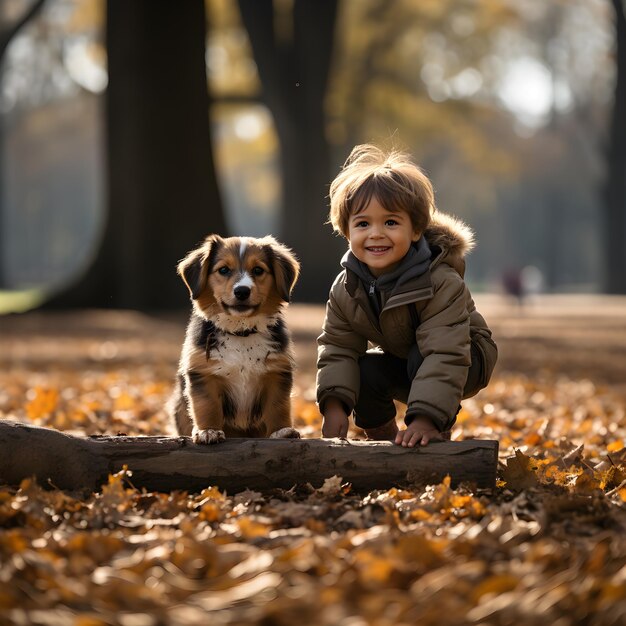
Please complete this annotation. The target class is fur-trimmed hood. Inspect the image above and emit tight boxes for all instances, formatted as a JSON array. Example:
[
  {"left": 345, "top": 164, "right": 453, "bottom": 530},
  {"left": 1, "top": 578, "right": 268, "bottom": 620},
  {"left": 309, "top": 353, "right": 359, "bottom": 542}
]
[
  {"left": 424, "top": 211, "right": 475, "bottom": 276},
  {"left": 424, "top": 211, "right": 475, "bottom": 257}
]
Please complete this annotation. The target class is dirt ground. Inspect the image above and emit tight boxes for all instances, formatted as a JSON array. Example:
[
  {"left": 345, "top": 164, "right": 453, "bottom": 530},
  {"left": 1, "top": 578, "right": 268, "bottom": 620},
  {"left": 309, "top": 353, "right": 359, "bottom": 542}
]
[{"left": 1, "top": 294, "right": 625, "bottom": 399}]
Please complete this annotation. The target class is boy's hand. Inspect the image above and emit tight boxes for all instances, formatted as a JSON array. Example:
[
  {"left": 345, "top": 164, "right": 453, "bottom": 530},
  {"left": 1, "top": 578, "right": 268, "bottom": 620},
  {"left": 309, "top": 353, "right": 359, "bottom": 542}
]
[
  {"left": 322, "top": 399, "right": 349, "bottom": 438},
  {"left": 395, "top": 416, "right": 442, "bottom": 447}
]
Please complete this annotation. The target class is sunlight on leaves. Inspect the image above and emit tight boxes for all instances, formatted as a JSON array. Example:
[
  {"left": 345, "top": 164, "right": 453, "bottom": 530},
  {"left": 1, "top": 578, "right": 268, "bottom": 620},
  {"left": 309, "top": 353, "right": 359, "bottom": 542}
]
[{"left": 25, "top": 386, "right": 59, "bottom": 420}]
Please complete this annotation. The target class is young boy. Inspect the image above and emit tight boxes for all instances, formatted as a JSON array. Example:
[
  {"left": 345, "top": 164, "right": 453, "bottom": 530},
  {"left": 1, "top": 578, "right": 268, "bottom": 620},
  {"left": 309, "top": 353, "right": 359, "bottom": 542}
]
[{"left": 317, "top": 144, "right": 498, "bottom": 447}]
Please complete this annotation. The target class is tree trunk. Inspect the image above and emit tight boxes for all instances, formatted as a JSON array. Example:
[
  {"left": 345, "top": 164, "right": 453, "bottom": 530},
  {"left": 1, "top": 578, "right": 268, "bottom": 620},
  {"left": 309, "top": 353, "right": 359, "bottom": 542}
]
[
  {"left": 238, "top": 0, "right": 344, "bottom": 303},
  {"left": 0, "top": 421, "right": 498, "bottom": 492},
  {"left": 605, "top": 0, "right": 626, "bottom": 294},
  {"left": 44, "top": 0, "right": 226, "bottom": 309}
]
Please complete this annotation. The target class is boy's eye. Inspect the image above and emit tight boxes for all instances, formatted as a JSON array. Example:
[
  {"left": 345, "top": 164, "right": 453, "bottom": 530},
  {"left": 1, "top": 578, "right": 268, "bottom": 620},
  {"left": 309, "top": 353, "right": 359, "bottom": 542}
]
[
  {"left": 217, "top": 266, "right": 231, "bottom": 276},
  {"left": 251, "top": 266, "right": 265, "bottom": 276},
  {"left": 355, "top": 221, "right": 369, "bottom": 228},
  {"left": 385, "top": 219, "right": 399, "bottom": 226}
]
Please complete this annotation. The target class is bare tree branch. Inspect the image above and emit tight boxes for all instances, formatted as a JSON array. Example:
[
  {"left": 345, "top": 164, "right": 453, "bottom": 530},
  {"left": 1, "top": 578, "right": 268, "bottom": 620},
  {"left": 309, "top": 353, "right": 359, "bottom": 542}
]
[{"left": 0, "top": 0, "right": 47, "bottom": 61}]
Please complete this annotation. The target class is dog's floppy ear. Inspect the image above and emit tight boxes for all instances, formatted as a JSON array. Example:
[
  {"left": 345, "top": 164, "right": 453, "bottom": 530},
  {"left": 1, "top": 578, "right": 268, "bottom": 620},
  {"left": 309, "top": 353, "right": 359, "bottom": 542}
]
[
  {"left": 177, "top": 234, "right": 223, "bottom": 299},
  {"left": 267, "top": 239, "right": 300, "bottom": 302}
]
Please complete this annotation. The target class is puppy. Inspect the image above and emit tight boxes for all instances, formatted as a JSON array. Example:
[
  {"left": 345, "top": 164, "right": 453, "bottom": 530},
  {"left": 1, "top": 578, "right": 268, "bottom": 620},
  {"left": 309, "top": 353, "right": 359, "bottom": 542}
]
[{"left": 169, "top": 234, "right": 301, "bottom": 444}]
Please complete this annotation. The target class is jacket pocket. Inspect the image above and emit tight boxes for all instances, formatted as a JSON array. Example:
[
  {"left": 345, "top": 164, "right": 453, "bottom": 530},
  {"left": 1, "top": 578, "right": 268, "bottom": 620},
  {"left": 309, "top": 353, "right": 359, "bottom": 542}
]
[{"left": 464, "top": 334, "right": 498, "bottom": 397}]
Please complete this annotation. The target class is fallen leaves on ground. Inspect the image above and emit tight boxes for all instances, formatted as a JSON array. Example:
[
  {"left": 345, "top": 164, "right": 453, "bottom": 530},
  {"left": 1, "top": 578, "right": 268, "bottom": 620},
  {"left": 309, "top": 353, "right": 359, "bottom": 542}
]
[{"left": 1, "top": 358, "right": 626, "bottom": 624}]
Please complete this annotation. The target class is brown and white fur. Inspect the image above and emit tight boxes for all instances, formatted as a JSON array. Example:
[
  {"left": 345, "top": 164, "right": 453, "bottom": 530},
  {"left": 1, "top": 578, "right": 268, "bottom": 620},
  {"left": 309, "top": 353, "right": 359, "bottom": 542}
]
[{"left": 169, "top": 234, "right": 301, "bottom": 444}]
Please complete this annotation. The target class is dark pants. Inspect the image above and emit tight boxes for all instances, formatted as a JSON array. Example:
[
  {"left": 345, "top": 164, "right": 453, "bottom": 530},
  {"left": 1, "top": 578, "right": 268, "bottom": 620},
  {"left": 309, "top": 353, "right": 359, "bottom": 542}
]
[{"left": 353, "top": 343, "right": 482, "bottom": 430}]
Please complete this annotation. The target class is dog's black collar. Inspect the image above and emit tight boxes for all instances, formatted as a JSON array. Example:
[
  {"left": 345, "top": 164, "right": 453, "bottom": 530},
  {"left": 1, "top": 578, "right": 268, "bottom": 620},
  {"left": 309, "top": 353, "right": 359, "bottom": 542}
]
[
  {"left": 227, "top": 328, "right": 258, "bottom": 337},
  {"left": 204, "top": 321, "right": 259, "bottom": 360}
]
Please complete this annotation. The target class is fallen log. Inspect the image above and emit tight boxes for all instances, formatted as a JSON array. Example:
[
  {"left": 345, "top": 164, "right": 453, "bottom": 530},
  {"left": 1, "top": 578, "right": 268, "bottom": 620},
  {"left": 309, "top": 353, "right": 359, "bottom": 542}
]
[{"left": 0, "top": 421, "right": 498, "bottom": 492}]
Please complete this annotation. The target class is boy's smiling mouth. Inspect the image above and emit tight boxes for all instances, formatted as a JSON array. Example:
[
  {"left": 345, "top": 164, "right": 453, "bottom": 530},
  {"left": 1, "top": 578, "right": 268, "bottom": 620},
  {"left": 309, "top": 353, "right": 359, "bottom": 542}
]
[{"left": 366, "top": 246, "right": 391, "bottom": 254}]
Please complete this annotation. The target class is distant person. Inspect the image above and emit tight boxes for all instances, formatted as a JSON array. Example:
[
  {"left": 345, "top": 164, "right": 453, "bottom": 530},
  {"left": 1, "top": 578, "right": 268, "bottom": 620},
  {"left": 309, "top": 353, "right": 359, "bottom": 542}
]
[
  {"left": 502, "top": 267, "right": 524, "bottom": 305},
  {"left": 316, "top": 144, "right": 498, "bottom": 446},
  {"left": 501, "top": 265, "right": 544, "bottom": 306}
]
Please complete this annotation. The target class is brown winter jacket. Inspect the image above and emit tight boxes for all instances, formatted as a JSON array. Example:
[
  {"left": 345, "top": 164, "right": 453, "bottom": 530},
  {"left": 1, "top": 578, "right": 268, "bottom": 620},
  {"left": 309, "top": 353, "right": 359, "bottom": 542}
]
[{"left": 316, "top": 211, "right": 498, "bottom": 432}]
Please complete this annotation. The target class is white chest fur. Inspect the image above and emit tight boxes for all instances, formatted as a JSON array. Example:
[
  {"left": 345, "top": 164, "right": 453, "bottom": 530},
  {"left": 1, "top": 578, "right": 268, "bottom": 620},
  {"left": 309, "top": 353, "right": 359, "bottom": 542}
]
[
  {"left": 211, "top": 332, "right": 272, "bottom": 379},
  {"left": 210, "top": 332, "right": 276, "bottom": 429}
]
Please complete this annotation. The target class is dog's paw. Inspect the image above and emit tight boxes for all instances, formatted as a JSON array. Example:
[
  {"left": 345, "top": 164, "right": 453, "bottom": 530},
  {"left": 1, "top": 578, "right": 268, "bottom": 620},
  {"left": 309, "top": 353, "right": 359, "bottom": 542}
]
[
  {"left": 269, "top": 427, "right": 301, "bottom": 439},
  {"left": 192, "top": 428, "right": 226, "bottom": 445}
]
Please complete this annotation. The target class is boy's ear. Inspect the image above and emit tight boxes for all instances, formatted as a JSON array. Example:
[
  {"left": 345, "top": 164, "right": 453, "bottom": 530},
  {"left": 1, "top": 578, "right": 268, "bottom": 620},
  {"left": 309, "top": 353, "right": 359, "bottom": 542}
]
[
  {"left": 412, "top": 230, "right": 422, "bottom": 242},
  {"left": 266, "top": 240, "right": 300, "bottom": 302},
  {"left": 177, "top": 234, "right": 223, "bottom": 299}
]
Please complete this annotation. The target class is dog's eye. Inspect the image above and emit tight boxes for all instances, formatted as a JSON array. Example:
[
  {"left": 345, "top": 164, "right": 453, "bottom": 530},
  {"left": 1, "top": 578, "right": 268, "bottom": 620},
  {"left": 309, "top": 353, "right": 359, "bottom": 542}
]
[
  {"left": 217, "top": 266, "right": 231, "bottom": 276},
  {"left": 251, "top": 266, "right": 265, "bottom": 276}
]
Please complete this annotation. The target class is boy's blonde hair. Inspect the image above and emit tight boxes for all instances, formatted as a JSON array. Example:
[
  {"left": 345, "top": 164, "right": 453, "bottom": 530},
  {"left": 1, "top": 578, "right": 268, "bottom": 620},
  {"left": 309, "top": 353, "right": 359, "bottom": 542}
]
[{"left": 328, "top": 144, "right": 435, "bottom": 239}]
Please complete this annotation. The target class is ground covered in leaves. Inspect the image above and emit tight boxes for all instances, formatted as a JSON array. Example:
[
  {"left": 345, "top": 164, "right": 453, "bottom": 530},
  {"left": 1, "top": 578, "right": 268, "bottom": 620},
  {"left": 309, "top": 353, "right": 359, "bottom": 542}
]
[{"left": 1, "top": 298, "right": 626, "bottom": 625}]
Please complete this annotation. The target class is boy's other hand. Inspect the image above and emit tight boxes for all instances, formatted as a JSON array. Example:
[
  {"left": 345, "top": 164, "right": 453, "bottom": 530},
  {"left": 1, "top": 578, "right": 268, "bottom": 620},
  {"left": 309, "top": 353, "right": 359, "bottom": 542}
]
[
  {"left": 322, "top": 400, "right": 349, "bottom": 438},
  {"left": 395, "top": 416, "right": 442, "bottom": 447}
]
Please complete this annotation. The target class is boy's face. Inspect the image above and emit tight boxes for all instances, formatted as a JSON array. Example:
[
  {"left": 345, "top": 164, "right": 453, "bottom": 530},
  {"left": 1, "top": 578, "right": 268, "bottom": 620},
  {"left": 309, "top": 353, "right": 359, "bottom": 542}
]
[{"left": 348, "top": 197, "right": 421, "bottom": 277}]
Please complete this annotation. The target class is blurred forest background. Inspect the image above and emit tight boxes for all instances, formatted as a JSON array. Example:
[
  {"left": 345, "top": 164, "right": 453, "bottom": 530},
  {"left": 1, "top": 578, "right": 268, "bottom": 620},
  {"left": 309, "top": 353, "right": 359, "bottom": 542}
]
[{"left": 1, "top": 0, "right": 625, "bottom": 311}]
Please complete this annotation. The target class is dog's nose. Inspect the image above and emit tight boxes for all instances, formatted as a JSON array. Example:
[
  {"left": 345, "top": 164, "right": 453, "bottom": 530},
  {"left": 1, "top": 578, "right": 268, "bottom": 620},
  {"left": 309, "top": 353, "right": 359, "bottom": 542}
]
[{"left": 234, "top": 286, "right": 251, "bottom": 301}]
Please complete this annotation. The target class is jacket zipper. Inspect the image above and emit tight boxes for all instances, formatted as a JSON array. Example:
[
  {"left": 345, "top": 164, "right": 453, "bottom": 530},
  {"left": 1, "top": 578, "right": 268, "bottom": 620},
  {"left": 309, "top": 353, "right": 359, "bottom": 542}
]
[{"left": 361, "top": 281, "right": 381, "bottom": 332}]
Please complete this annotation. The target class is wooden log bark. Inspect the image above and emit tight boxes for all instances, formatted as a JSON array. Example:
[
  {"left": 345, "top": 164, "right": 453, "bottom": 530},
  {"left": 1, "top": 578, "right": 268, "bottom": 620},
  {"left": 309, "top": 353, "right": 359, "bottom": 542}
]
[{"left": 0, "top": 421, "right": 498, "bottom": 492}]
